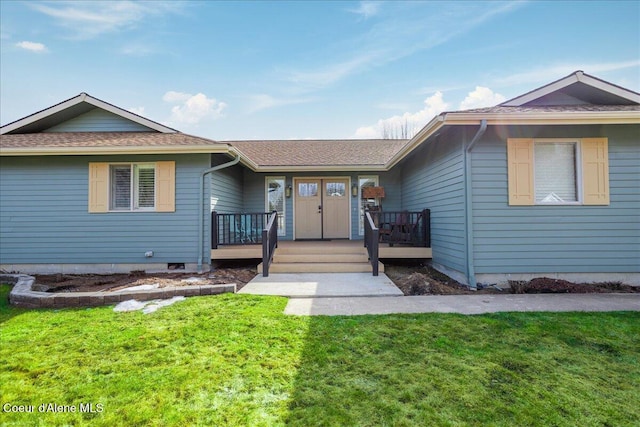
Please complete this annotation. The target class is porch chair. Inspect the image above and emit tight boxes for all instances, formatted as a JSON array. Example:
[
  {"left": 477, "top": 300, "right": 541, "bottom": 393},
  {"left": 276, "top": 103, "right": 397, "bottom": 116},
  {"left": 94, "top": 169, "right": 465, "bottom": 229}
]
[{"left": 386, "top": 211, "right": 423, "bottom": 247}]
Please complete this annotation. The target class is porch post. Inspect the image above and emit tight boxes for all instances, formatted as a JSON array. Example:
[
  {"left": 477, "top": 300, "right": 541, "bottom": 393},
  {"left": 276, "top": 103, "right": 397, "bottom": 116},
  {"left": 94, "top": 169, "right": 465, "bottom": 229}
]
[
  {"left": 422, "top": 208, "right": 430, "bottom": 248},
  {"left": 211, "top": 211, "right": 218, "bottom": 250}
]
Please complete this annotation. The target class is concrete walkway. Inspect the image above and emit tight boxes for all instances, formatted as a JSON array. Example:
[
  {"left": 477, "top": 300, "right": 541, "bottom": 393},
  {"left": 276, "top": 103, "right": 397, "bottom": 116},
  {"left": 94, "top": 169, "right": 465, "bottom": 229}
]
[
  {"left": 239, "top": 272, "right": 639, "bottom": 316},
  {"left": 239, "top": 273, "right": 403, "bottom": 298},
  {"left": 284, "top": 293, "right": 640, "bottom": 316}
]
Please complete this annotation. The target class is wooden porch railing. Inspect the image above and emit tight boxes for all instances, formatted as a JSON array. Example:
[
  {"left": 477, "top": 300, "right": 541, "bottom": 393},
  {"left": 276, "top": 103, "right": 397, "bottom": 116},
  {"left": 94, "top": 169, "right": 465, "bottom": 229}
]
[
  {"left": 262, "top": 211, "right": 278, "bottom": 277},
  {"left": 364, "top": 211, "right": 379, "bottom": 276},
  {"left": 211, "top": 212, "right": 271, "bottom": 249},
  {"left": 367, "top": 209, "right": 431, "bottom": 247}
]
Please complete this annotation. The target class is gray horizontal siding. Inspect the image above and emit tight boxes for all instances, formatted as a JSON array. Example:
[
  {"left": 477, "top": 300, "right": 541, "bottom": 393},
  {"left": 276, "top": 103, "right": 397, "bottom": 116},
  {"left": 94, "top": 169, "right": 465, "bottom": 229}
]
[
  {"left": 400, "top": 134, "right": 466, "bottom": 274},
  {"left": 0, "top": 154, "right": 211, "bottom": 266},
  {"left": 211, "top": 154, "right": 243, "bottom": 214},
  {"left": 470, "top": 125, "right": 640, "bottom": 274},
  {"left": 44, "top": 108, "right": 153, "bottom": 132},
  {"left": 379, "top": 167, "right": 402, "bottom": 213}
]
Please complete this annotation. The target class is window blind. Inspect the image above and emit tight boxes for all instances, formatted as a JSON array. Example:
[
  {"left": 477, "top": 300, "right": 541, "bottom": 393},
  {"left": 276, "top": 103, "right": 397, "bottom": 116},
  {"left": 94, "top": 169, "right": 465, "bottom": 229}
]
[
  {"left": 135, "top": 165, "right": 155, "bottom": 208},
  {"left": 534, "top": 142, "right": 577, "bottom": 203},
  {"left": 111, "top": 166, "right": 132, "bottom": 210}
]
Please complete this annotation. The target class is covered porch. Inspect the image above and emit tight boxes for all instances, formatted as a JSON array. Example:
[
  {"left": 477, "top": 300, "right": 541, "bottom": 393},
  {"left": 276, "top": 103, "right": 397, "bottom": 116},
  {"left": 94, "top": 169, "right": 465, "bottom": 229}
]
[
  {"left": 208, "top": 148, "right": 432, "bottom": 276},
  {"left": 210, "top": 211, "right": 432, "bottom": 276}
]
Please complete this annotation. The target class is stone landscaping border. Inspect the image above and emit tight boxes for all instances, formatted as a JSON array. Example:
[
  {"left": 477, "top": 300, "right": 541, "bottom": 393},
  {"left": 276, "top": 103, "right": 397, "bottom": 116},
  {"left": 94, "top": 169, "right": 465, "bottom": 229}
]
[{"left": 1, "top": 274, "right": 236, "bottom": 309}]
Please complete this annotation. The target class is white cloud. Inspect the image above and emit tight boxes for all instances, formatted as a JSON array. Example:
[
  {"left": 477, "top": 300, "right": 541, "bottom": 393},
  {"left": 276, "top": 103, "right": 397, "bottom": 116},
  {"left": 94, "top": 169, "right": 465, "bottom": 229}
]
[
  {"left": 353, "top": 125, "right": 380, "bottom": 139},
  {"left": 459, "top": 86, "right": 505, "bottom": 110},
  {"left": 16, "top": 41, "right": 47, "bottom": 53},
  {"left": 162, "top": 91, "right": 192, "bottom": 103},
  {"left": 354, "top": 91, "right": 449, "bottom": 139},
  {"left": 163, "top": 91, "right": 227, "bottom": 125},
  {"left": 349, "top": 1, "right": 380, "bottom": 20},
  {"left": 29, "top": 1, "right": 184, "bottom": 39}
]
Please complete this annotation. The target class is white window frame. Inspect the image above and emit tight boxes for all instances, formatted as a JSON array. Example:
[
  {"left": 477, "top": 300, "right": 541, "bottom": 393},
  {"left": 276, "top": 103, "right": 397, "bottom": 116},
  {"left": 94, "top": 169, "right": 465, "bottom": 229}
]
[
  {"left": 265, "top": 176, "right": 286, "bottom": 236},
  {"left": 533, "top": 139, "right": 582, "bottom": 206},
  {"left": 358, "top": 175, "right": 379, "bottom": 235},
  {"left": 109, "top": 163, "right": 157, "bottom": 212}
]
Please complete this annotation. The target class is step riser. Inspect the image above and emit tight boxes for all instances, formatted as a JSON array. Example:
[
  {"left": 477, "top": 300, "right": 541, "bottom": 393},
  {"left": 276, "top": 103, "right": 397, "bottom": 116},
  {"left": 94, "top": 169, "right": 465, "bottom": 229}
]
[
  {"left": 260, "top": 242, "right": 383, "bottom": 274},
  {"left": 275, "top": 246, "right": 367, "bottom": 255},
  {"left": 274, "top": 254, "right": 369, "bottom": 263},
  {"left": 258, "top": 262, "right": 384, "bottom": 274},
  {"left": 271, "top": 265, "right": 372, "bottom": 273}
]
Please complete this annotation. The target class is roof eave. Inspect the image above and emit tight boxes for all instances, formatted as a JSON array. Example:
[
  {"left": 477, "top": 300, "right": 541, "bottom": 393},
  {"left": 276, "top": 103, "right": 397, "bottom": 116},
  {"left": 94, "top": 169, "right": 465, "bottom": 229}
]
[
  {"left": 385, "top": 114, "right": 445, "bottom": 169},
  {"left": 0, "top": 145, "right": 230, "bottom": 156},
  {"left": 385, "top": 109, "right": 639, "bottom": 169},
  {"left": 444, "top": 110, "right": 640, "bottom": 125},
  {"left": 247, "top": 164, "right": 389, "bottom": 173},
  {"left": 228, "top": 146, "right": 260, "bottom": 171}
]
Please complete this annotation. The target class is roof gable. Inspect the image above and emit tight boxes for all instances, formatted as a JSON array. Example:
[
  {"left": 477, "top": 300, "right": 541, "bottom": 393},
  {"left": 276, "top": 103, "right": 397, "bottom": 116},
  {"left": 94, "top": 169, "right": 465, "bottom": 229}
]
[
  {"left": 44, "top": 108, "right": 155, "bottom": 133},
  {"left": 1, "top": 92, "right": 177, "bottom": 135},
  {"left": 501, "top": 71, "right": 640, "bottom": 107}
]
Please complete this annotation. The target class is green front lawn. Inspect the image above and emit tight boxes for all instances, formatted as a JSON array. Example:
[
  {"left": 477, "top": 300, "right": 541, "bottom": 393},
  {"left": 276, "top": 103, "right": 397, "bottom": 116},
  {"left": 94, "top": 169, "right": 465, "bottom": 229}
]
[{"left": 1, "top": 284, "right": 639, "bottom": 426}]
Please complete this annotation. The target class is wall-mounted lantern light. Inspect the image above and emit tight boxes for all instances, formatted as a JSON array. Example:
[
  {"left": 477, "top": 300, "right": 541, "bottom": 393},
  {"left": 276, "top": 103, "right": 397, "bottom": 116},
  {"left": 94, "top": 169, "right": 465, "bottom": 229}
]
[
  {"left": 351, "top": 183, "right": 359, "bottom": 197},
  {"left": 285, "top": 185, "right": 292, "bottom": 198}
]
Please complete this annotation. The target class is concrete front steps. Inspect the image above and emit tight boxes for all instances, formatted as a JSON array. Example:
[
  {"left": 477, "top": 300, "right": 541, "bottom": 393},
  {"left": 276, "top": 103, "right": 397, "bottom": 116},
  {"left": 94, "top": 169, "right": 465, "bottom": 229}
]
[{"left": 257, "top": 241, "right": 384, "bottom": 274}]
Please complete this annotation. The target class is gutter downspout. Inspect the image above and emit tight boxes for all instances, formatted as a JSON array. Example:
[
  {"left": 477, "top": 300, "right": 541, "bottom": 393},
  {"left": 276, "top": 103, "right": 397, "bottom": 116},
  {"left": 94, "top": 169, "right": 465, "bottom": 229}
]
[
  {"left": 197, "top": 153, "right": 241, "bottom": 272},
  {"left": 464, "top": 119, "right": 487, "bottom": 288}
]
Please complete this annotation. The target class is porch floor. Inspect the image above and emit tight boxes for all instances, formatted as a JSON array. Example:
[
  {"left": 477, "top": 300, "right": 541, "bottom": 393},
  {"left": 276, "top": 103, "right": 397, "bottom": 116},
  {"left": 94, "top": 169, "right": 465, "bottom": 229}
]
[{"left": 211, "top": 240, "right": 432, "bottom": 260}]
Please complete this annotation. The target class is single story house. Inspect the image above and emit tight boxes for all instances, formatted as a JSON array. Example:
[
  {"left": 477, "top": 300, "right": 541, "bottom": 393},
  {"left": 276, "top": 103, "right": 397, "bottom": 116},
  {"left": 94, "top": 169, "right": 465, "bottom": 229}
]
[{"left": 1, "top": 71, "right": 638, "bottom": 286}]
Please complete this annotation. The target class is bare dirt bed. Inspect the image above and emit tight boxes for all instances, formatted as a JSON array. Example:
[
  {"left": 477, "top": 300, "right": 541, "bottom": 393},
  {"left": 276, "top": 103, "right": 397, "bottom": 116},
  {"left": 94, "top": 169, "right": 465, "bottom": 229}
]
[
  {"left": 385, "top": 263, "right": 490, "bottom": 296},
  {"left": 29, "top": 261, "right": 638, "bottom": 296},
  {"left": 34, "top": 261, "right": 258, "bottom": 293},
  {"left": 384, "top": 262, "right": 640, "bottom": 296}
]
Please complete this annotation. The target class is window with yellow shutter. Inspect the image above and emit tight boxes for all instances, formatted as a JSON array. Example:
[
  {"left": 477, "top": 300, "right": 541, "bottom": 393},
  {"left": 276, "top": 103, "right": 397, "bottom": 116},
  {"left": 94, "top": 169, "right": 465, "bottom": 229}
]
[
  {"left": 507, "top": 138, "right": 609, "bottom": 206},
  {"left": 534, "top": 142, "right": 578, "bottom": 204},
  {"left": 109, "top": 163, "right": 155, "bottom": 211},
  {"left": 88, "top": 161, "right": 175, "bottom": 213}
]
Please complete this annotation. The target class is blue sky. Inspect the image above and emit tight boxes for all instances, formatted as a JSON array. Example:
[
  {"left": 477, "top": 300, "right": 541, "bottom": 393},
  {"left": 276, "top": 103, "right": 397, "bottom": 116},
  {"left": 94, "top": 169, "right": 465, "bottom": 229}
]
[{"left": 1, "top": 1, "right": 638, "bottom": 140}]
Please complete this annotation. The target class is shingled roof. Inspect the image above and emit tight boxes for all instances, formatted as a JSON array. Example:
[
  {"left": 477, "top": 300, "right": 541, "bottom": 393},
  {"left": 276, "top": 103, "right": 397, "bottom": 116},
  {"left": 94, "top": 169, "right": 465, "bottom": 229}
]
[
  {"left": 3, "top": 71, "right": 637, "bottom": 166},
  {"left": 0, "top": 132, "right": 227, "bottom": 155},
  {"left": 457, "top": 104, "right": 640, "bottom": 114},
  {"left": 227, "top": 139, "right": 410, "bottom": 169}
]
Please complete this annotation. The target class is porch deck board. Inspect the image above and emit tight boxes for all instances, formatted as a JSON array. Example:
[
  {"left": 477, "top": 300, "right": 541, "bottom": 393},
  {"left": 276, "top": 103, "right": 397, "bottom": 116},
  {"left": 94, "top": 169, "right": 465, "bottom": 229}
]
[
  {"left": 379, "top": 245, "right": 432, "bottom": 259},
  {"left": 211, "top": 240, "right": 432, "bottom": 260},
  {"left": 211, "top": 245, "right": 262, "bottom": 259}
]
